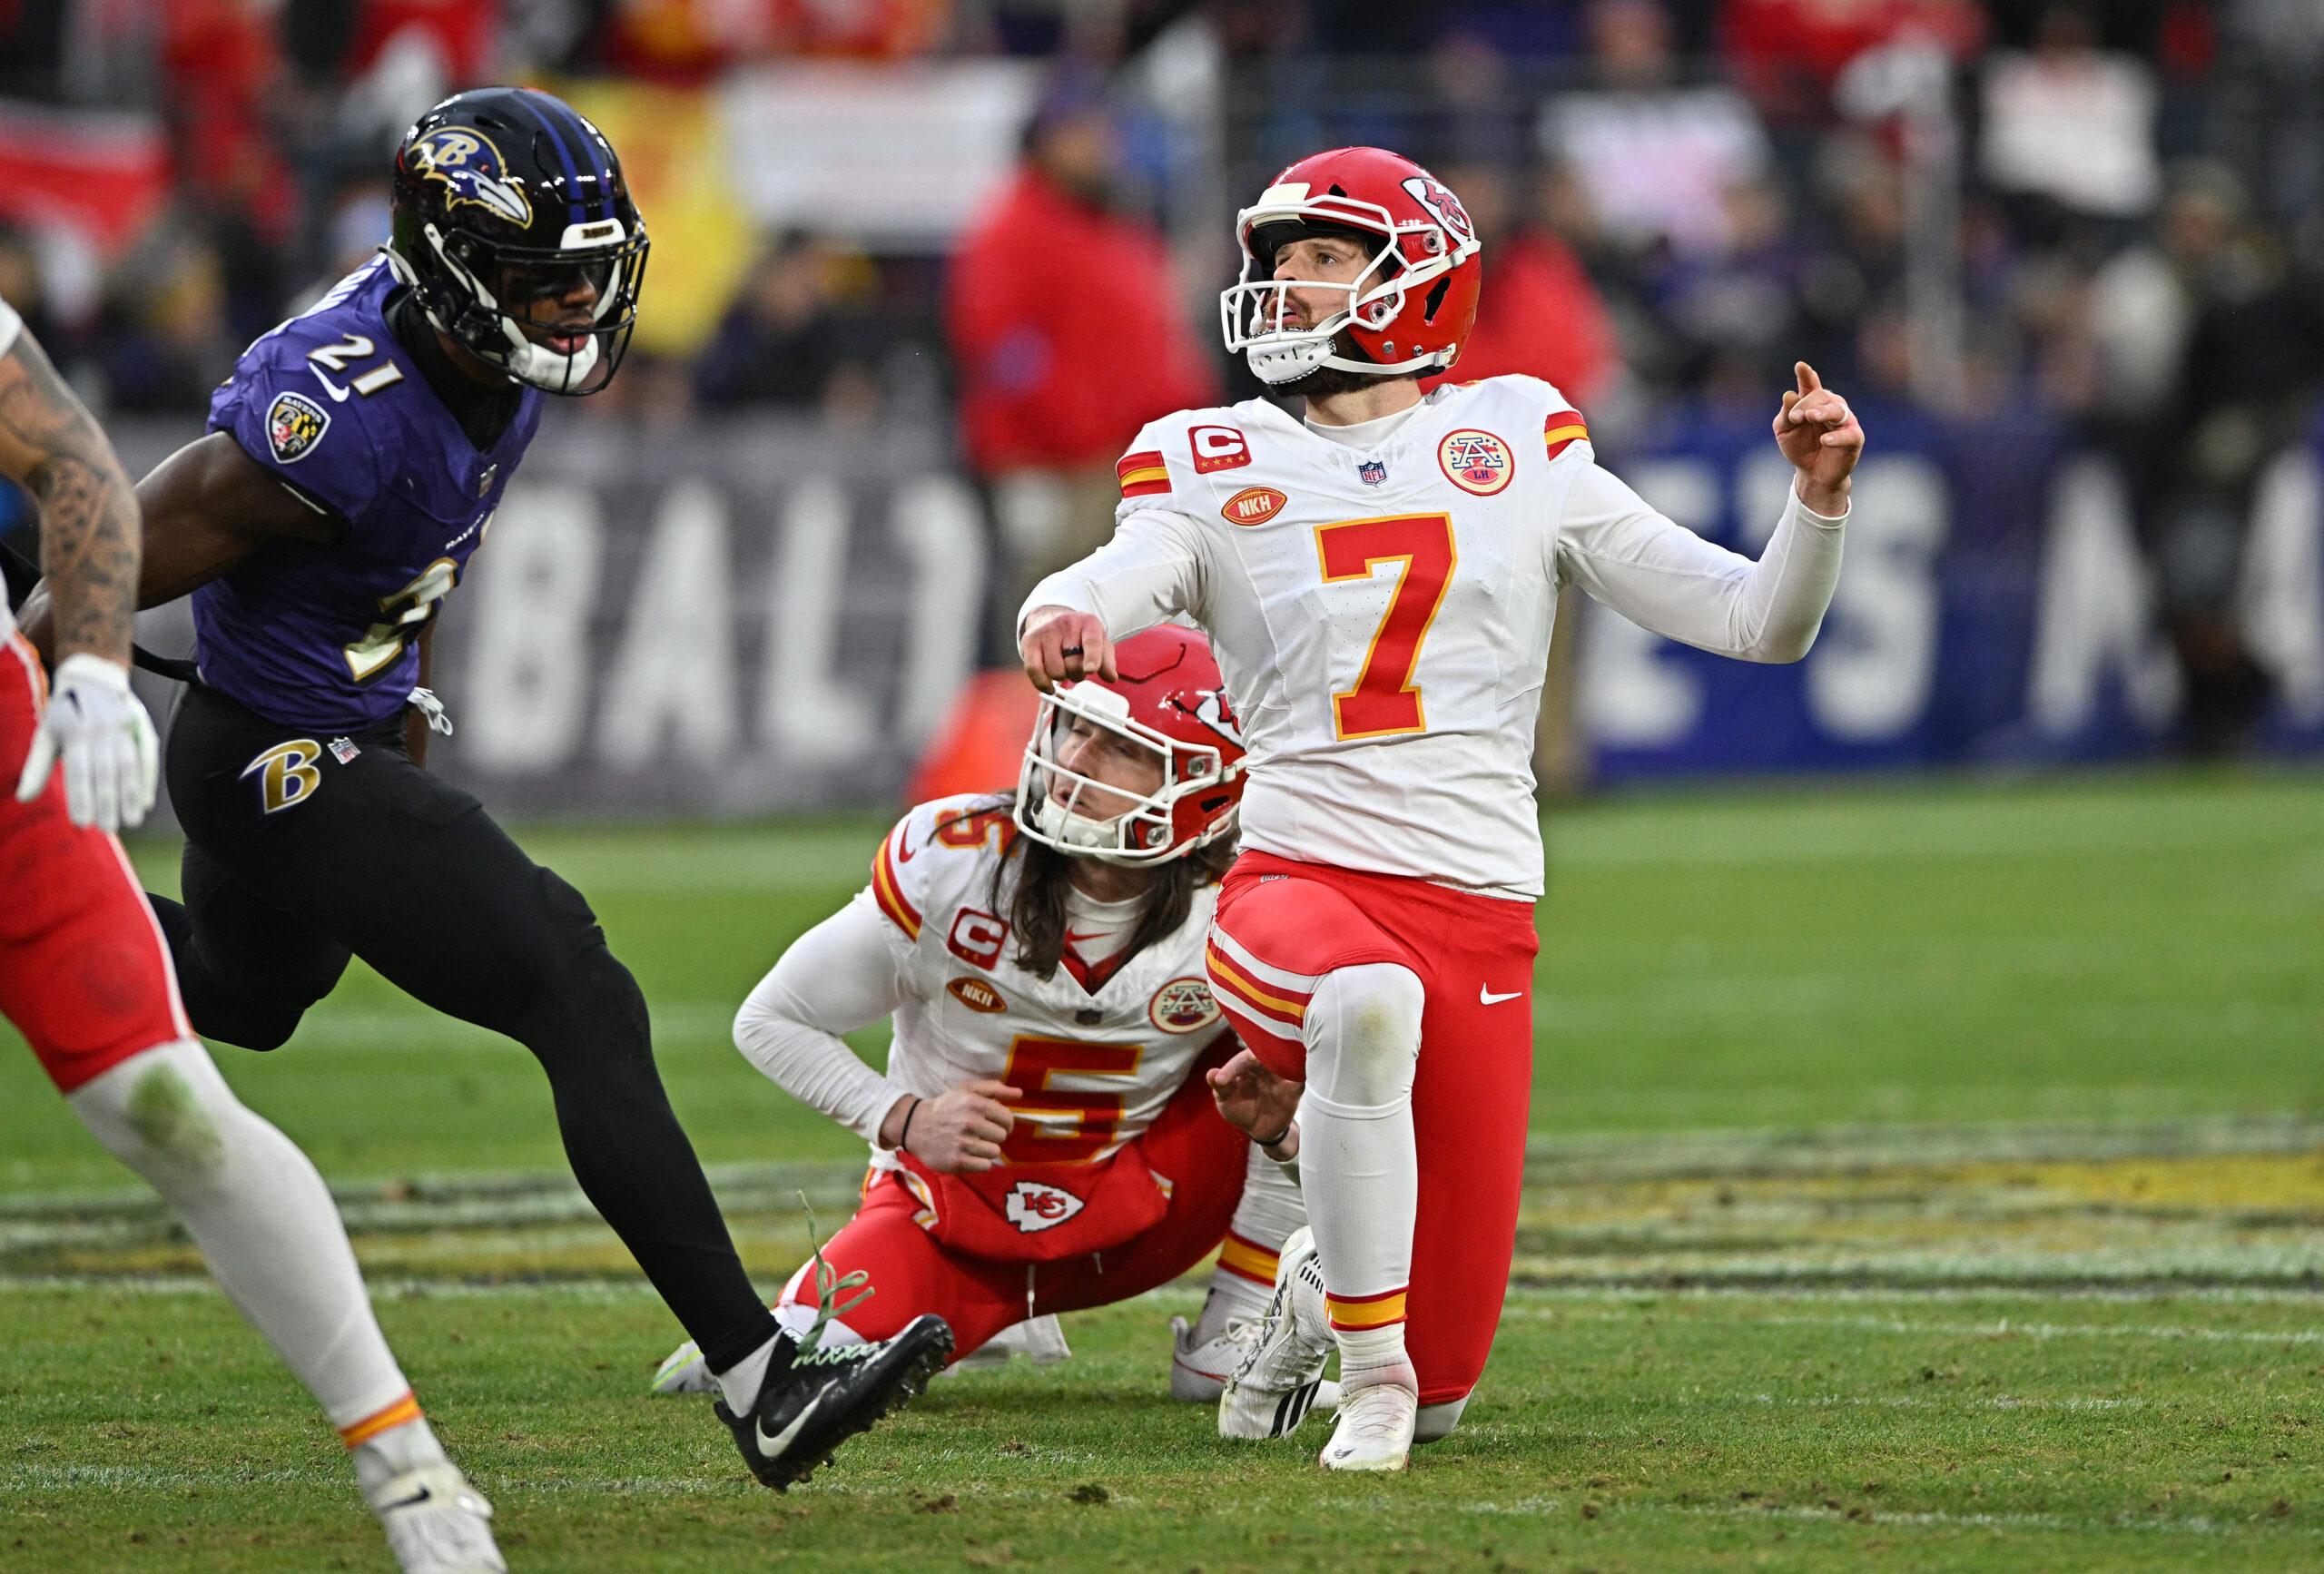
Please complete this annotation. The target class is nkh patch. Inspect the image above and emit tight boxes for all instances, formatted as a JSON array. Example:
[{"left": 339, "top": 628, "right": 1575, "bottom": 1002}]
[
  {"left": 265, "top": 390, "right": 331, "bottom": 464},
  {"left": 1004, "top": 1179, "right": 1087, "bottom": 1234}
]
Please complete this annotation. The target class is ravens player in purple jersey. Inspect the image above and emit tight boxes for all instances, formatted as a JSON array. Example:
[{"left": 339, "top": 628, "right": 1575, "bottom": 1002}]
[{"left": 20, "top": 86, "right": 951, "bottom": 1490}]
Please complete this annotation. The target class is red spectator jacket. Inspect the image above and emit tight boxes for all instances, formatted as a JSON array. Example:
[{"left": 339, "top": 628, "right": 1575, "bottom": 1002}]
[
  {"left": 947, "top": 169, "right": 1217, "bottom": 476},
  {"left": 1423, "top": 230, "right": 1619, "bottom": 408}
]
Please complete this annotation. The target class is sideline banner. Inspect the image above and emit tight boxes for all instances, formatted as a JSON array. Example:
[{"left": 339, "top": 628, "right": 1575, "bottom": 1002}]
[
  {"left": 1581, "top": 404, "right": 2323, "bottom": 782},
  {"left": 101, "top": 410, "right": 2323, "bottom": 816}
]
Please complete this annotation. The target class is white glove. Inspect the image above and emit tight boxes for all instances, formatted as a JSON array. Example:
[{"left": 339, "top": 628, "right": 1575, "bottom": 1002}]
[{"left": 14, "top": 653, "right": 160, "bottom": 832}]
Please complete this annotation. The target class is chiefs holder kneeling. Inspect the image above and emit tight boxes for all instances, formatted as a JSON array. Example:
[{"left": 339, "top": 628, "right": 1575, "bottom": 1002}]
[{"left": 652, "top": 627, "right": 1316, "bottom": 1409}]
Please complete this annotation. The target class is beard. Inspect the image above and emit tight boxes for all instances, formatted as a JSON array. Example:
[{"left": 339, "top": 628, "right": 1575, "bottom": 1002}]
[
  {"left": 1277, "top": 333, "right": 1407, "bottom": 400},
  {"left": 1279, "top": 362, "right": 1395, "bottom": 399}
]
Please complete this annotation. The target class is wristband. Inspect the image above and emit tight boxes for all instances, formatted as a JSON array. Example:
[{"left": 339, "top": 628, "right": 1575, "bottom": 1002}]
[
  {"left": 1250, "top": 1118, "right": 1293, "bottom": 1149},
  {"left": 898, "top": 1097, "right": 922, "bottom": 1152}
]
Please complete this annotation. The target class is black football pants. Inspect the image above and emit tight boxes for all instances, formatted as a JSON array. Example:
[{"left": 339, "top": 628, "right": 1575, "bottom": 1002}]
[{"left": 148, "top": 682, "right": 781, "bottom": 1373}]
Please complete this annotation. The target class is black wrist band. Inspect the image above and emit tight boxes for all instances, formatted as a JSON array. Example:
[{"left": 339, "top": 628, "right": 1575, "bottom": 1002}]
[
  {"left": 899, "top": 1097, "right": 921, "bottom": 1151},
  {"left": 1251, "top": 1119, "right": 1292, "bottom": 1149}
]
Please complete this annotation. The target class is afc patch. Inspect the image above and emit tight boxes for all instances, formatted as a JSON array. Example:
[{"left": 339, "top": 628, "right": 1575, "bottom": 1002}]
[
  {"left": 1004, "top": 1179, "right": 1087, "bottom": 1234},
  {"left": 1221, "top": 485, "right": 1286, "bottom": 526},
  {"left": 1148, "top": 977, "right": 1222, "bottom": 1035},
  {"left": 265, "top": 390, "right": 330, "bottom": 465},
  {"left": 1189, "top": 425, "right": 1252, "bottom": 474},
  {"left": 1439, "top": 428, "right": 1514, "bottom": 496}
]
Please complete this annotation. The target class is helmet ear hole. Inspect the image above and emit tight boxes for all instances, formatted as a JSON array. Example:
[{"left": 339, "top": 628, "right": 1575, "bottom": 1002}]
[{"left": 1423, "top": 275, "right": 1451, "bottom": 322}]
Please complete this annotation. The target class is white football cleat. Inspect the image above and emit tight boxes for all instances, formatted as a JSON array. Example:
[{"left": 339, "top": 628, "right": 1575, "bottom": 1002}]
[
  {"left": 1169, "top": 1310, "right": 1255, "bottom": 1402},
  {"left": 1218, "top": 1226, "right": 1337, "bottom": 1439},
  {"left": 944, "top": 1313, "right": 1072, "bottom": 1374},
  {"left": 1319, "top": 1380, "right": 1417, "bottom": 1471},
  {"left": 369, "top": 1463, "right": 506, "bottom": 1574},
  {"left": 651, "top": 1335, "right": 715, "bottom": 1396}
]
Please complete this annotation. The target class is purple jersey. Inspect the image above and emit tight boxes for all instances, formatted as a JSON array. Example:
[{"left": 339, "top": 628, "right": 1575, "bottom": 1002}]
[{"left": 196, "top": 259, "right": 541, "bottom": 731}]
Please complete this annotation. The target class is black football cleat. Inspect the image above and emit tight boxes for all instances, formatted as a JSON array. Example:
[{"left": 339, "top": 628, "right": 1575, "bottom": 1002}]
[{"left": 715, "top": 1313, "right": 953, "bottom": 1490}]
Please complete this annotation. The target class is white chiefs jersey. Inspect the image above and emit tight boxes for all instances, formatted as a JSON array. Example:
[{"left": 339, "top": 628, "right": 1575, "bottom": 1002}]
[
  {"left": 865, "top": 794, "right": 1227, "bottom": 1169},
  {"left": 1027, "top": 375, "right": 1846, "bottom": 898},
  {"left": 0, "top": 290, "right": 19, "bottom": 639}
]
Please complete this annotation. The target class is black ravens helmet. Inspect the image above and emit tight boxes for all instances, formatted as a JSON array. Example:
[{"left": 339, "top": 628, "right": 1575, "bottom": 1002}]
[{"left": 386, "top": 86, "right": 649, "bottom": 396}]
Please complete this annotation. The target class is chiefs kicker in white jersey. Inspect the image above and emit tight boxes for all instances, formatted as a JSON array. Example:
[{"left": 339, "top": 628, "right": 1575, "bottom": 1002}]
[
  {"left": 863, "top": 792, "right": 1229, "bottom": 1171},
  {"left": 1027, "top": 372, "right": 1845, "bottom": 897}
]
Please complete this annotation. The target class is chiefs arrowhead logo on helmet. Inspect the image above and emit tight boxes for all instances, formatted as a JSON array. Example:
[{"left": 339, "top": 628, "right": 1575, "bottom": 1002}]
[{"left": 1181, "top": 686, "right": 1244, "bottom": 750}]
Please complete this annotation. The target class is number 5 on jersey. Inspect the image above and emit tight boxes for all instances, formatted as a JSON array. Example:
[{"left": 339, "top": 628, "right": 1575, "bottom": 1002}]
[{"left": 1314, "top": 513, "right": 1456, "bottom": 740}]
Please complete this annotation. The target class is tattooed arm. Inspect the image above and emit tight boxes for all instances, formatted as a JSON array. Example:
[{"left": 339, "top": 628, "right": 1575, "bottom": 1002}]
[
  {"left": 0, "top": 319, "right": 162, "bottom": 831},
  {"left": 0, "top": 323, "right": 140, "bottom": 665}
]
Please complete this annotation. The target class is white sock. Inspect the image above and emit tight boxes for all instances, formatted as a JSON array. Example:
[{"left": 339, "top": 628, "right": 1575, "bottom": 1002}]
[
  {"left": 714, "top": 1293, "right": 875, "bottom": 1411},
  {"left": 66, "top": 1041, "right": 416, "bottom": 1429},
  {"left": 1197, "top": 1146, "right": 1309, "bottom": 1336},
  {"left": 713, "top": 1334, "right": 781, "bottom": 1412},
  {"left": 1296, "top": 963, "right": 1423, "bottom": 1392},
  {"left": 352, "top": 1415, "right": 452, "bottom": 1500},
  {"left": 773, "top": 1298, "right": 865, "bottom": 1349}
]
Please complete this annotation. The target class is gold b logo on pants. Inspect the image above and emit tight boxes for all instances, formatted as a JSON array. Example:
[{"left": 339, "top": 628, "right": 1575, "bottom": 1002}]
[{"left": 241, "top": 740, "right": 324, "bottom": 815}]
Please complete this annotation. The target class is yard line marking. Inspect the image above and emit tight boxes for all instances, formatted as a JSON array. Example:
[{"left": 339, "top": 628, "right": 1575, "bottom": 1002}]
[
  {"left": 1511, "top": 1283, "right": 2324, "bottom": 1306},
  {"left": 1656, "top": 1500, "right": 2312, "bottom": 1539},
  {"left": 1508, "top": 1303, "right": 2324, "bottom": 1345},
  {"left": 1733, "top": 1392, "right": 2148, "bottom": 1412}
]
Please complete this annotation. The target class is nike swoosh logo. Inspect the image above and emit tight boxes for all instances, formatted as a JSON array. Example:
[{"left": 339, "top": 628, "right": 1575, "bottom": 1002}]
[
  {"left": 892, "top": 831, "right": 917, "bottom": 863},
  {"left": 756, "top": 1391, "right": 825, "bottom": 1458},
  {"left": 310, "top": 367, "right": 351, "bottom": 402},
  {"left": 378, "top": 1487, "right": 434, "bottom": 1512},
  {"left": 1479, "top": 987, "right": 1523, "bottom": 1005}
]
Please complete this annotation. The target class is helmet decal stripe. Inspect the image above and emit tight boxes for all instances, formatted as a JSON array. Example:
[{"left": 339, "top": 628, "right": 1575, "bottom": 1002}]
[
  {"left": 500, "top": 91, "right": 589, "bottom": 226},
  {"left": 535, "top": 93, "right": 618, "bottom": 222}
]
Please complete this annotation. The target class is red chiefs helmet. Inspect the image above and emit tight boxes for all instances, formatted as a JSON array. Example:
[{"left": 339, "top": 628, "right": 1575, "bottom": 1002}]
[
  {"left": 1219, "top": 146, "right": 1482, "bottom": 386},
  {"left": 1014, "top": 625, "right": 1247, "bottom": 864}
]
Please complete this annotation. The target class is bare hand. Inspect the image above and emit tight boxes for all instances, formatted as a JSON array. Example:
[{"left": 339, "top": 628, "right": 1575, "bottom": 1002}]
[
  {"left": 1019, "top": 605, "right": 1117, "bottom": 694},
  {"left": 1206, "top": 1049, "right": 1301, "bottom": 1148},
  {"left": 898, "top": 1078, "right": 1020, "bottom": 1174},
  {"left": 1774, "top": 361, "right": 1864, "bottom": 513}
]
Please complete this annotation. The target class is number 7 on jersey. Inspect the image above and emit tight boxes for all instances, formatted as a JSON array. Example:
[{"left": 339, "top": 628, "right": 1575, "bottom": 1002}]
[{"left": 1313, "top": 513, "right": 1457, "bottom": 740}]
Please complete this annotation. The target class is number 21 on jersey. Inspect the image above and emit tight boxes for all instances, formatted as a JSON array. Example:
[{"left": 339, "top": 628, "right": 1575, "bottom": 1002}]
[{"left": 1313, "top": 513, "right": 1456, "bottom": 740}]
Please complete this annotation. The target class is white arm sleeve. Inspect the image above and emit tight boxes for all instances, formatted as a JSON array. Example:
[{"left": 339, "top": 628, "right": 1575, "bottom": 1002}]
[
  {"left": 732, "top": 890, "right": 911, "bottom": 1144},
  {"left": 1019, "top": 506, "right": 1208, "bottom": 638},
  {"left": 1553, "top": 459, "right": 1846, "bottom": 663},
  {"left": 0, "top": 292, "right": 20, "bottom": 360}
]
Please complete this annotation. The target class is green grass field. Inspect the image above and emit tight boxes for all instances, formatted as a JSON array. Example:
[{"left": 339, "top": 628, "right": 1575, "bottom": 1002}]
[{"left": 3, "top": 769, "right": 2320, "bottom": 1570}]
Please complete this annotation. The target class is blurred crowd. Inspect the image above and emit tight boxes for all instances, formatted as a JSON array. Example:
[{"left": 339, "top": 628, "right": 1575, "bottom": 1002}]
[{"left": 4, "top": 0, "right": 2321, "bottom": 753}]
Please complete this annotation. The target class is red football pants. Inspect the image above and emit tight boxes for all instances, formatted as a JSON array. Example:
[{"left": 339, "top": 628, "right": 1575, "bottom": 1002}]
[
  {"left": 780, "top": 1043, "right": 1250, "bottom": 1361},
  {"left": 0, "top": 635, "right": 189, "bottom": 1090},
  {"left": 1204, "top": 848, "right": 1539, "bottom": 1408}
]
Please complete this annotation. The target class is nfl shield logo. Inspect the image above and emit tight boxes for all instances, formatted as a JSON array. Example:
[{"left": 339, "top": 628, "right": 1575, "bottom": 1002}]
[{"left": 1358, "top": 459, "right": 1388, "bottom": 487}]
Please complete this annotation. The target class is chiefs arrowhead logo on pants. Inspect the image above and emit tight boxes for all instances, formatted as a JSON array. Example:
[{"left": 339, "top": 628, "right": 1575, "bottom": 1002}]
[{"left": 1004, "top": 1179, "right": 1088, "bottom": 1234}]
